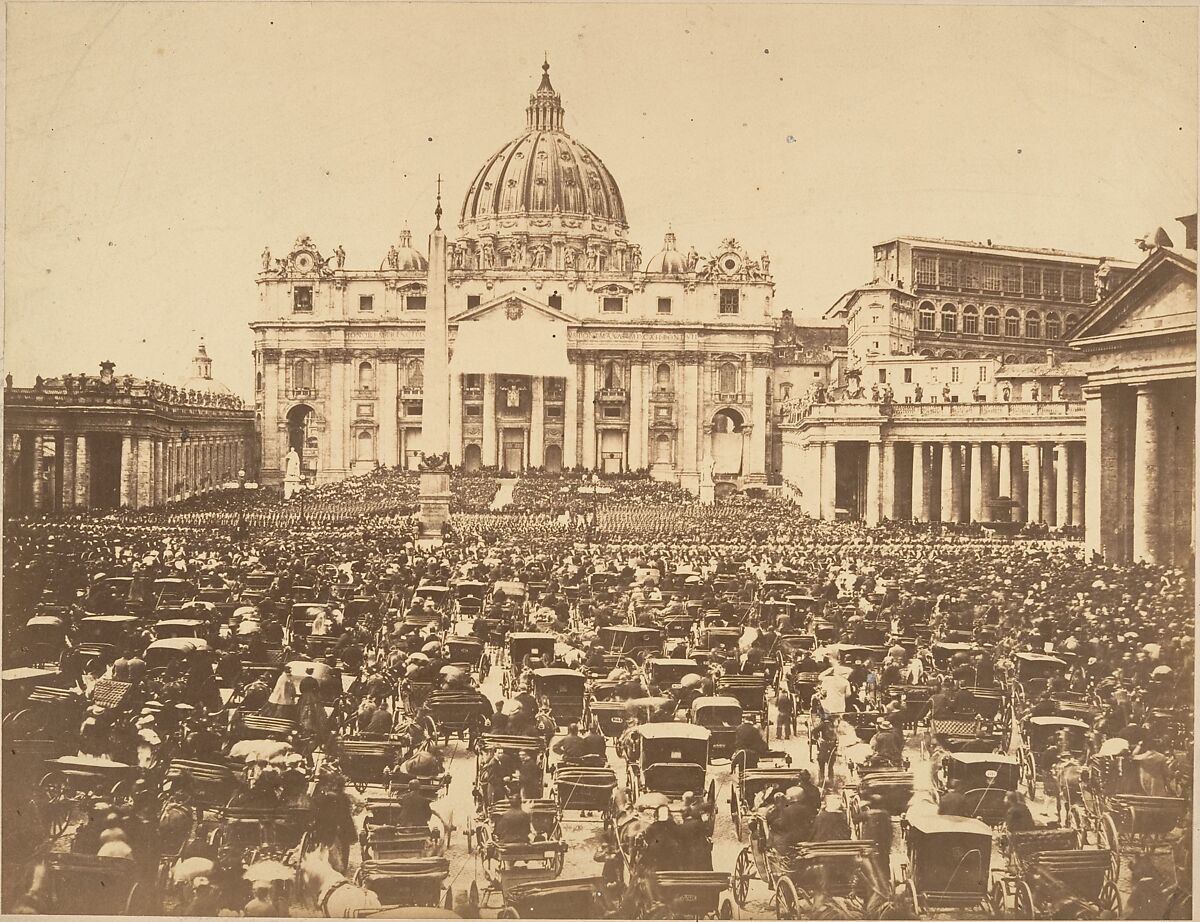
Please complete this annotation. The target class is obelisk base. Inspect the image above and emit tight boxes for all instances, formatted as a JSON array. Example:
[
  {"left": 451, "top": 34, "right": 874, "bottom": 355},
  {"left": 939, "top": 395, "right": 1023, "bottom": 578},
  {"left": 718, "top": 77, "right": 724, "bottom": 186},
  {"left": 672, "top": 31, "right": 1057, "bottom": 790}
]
[
  {"left": 417, "top": 470, "right": 453, "bottom": 544},
  {"left": 698, "top": 483, "right": 715, "bottom": 506}
]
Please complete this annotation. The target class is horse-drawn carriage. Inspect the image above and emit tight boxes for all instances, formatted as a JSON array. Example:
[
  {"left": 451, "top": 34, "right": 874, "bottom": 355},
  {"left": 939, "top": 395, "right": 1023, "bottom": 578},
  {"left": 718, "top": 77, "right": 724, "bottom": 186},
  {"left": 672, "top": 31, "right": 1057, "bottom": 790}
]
[
  {"left": 625, "top": 724, "right": 716, "bottom": 812},
  {"left": 530, "top": 668, "right": 588, "bottom": 728},
  {"left": 900, "top": 810, "right": 994, "bottom": 917},
  {"left": 728, "top": 749, "right": 801, "bottom": 840},
  {"left": 690, "top": 696, "right": 742, "bottom": 760},
  {"left": 496, "top": 876, "right": 613, "bottom": 919},
  {"left": 936, "top": 753, "right": 1021, "bottom": 826},
  {"left": 715, "top": 675, "right": 769, "bottom": 729},
  {"left": 443, "top": 636, "right": 490, "bottom": 685},
  {"left": 1019, "top": 716, "right": 1091, "bottom": 797},
  {"left": 992, "top": 827, "right": 1120, "bottom": 919},
  {"left": 549, "top": 761, "right": 618, "bottom": 824},
  {"left": 844, "top": 769, "right": 914, "bottom": 829},
  {"left": 504, "top": 633, "right": 557, "bottom": 696}
]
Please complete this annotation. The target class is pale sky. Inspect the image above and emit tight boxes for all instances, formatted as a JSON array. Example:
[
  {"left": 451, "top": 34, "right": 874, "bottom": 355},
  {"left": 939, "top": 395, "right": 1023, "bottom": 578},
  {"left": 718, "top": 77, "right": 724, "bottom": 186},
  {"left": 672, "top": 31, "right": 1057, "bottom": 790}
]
[{"left": 6, "top": 2, "right": 1196, "bottom": 395}]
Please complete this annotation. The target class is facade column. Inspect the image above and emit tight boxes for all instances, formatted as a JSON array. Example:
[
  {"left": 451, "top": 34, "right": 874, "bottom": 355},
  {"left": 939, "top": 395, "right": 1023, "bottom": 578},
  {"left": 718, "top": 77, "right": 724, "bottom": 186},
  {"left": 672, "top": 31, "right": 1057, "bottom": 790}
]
[
  {"left": 970, "top": 442, "right": 984, "bottom": 522},
  {"left": 626, "top": 365, "right": 642, "bottom": 471},
  {"left": 74, "top": 435, "right": 90, "bottom": 508},
  {"left": 820, "top": 442, "right": 837, "bottom": 520},
  {"left": 582, "top": 361, "right": 597, "bottom": 469},
  {"left": 1025, "top": 444, "right": 1043, "bottom": 523},
  {"left": 329, "top": 361, "right": 346, "bottom": 477},
  {"left": 865, "top": 440, "right": 881, "bottom": 526},
  {"left": 881, "top": 441, "right": 896, "bottom": 521},
  {"left": 748, "top": 361, "right": 768, "bottom": 479},
  {"left": 380, "top": 357, "right": 400, "bottom": 467},
  {"left": 62, "top": 435, "right": 77, "bottom": 510},
  {"left": 447, "top": 373, "right": 462, "bottom": 467},
  {"left": 1132, "top": 384, "right": 1161, "bottom": 562},
  {"left": 939, "top": 442, "right": 953, "bottom": 523},
  {"left": 530, "top": 376, "right": 545, "bottom": 469},
  {"left": 482, "top": 374, "right": 498, "bottom": 467},
  {"left": 679, "top": 360, "right": 699, "bottom": 489},
  {"left": 912, "top": 442, "right": 929, "bottom": 522},
  {"left": 1055, "top": 442, "right": 1070, "bottom": 530},
  {"left": 120, "top": 435, "right": 135, "bottom": 507},
  {"left": 564, "top": 368, "right": 578, "bottom": 469},
  {"left": 1069, "top": 444, "right": 1084, "bottom": 528}
]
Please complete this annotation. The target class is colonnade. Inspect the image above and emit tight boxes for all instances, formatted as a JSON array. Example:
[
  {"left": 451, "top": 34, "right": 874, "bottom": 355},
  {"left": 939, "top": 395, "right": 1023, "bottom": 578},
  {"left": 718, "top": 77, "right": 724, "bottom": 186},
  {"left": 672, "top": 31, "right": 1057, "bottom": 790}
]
[{"left": 791, "top": 437, "right": 1086, "bottom": 527}]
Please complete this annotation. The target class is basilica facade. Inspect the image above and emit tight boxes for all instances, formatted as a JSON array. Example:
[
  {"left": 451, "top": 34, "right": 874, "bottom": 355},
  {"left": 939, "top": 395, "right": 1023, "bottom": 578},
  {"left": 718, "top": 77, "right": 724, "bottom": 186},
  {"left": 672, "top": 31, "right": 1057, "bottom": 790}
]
[{"left": 252, "top": 63, "right": 825, "bottom": 493}]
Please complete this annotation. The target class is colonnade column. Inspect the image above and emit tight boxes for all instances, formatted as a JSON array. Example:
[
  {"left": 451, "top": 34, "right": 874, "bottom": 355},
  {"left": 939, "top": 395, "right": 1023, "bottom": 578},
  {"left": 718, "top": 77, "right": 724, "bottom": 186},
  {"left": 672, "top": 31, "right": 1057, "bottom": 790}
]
[
  {"left": 1132, "top": 384, "right": 1161, "bottom": 562},
  {"left": 582, "top": 362, "right": 597, "bottom": 470},
  {"left": 939, "top": 442, "right": 953, "bottom": 523},
  {"left": 820, "top": 442, "right": 837, "bottom": 520},
  {"left": 881, "top": 441, "right": 896, "bottom": 521},
  {"left": 1054, "top": 442, "right": 1070, "bottom": 530},
  {"left": 627, "top": 365, "right": 643, "bottom": 471},
  {"left": 998, "top": 443, "right": 1012, "bottom": 521},
  {"left": 62, "top": 435, "right": 77, "bottom": 509},
  {"left": 969, "top": 442, "right": 984, "bottom": 522},
  {"left": 912, "top": 442, "right": 929, "bottom": 522},
  {"left": 1040, "top": 445, "right": 1055, "bottom": 525},
  {"left": 748, "top": 361, "right": 768, "bottom": 478},
  {"left": 564, "top": 368, "right": 578, "bottom": 469},
  {"left": 530, "top": 376, "right": 545, "bottom": 469},
  {"left": 1025, "top": 444, "right": 1043, "bottom": 523},
  {"left": 865, "top": 440, "right": 881, "bottom": 526},
  {"left": 482, "top": 374, "right": 497, "bottom": 466},
  {"left": 1069, "top": 444, "right": 1084, "bottom": 528},
  {"left": 74, "top": 435, "right": 90, "bottom": 508},
  {"left": 120, "top": 435, "right": 134, "bottom": 507}
]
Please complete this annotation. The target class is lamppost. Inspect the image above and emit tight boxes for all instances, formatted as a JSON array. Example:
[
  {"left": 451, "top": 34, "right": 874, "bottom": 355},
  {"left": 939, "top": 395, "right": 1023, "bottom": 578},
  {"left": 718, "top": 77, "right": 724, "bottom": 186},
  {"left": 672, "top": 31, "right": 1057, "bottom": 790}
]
[{"left": 236, "top": 468, "right": 247, "bottom": 539}]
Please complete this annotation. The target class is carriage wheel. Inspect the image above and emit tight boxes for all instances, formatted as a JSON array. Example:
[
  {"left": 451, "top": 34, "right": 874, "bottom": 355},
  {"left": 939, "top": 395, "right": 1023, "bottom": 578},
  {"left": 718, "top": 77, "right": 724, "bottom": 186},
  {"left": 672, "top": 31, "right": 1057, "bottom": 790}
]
[
  {"left": 1100, "top": 814, "right": 1120, "bottom": 875},
  {"left": 38, "top": 771, "right": 71, "bottom": 835},
  {"left": 468, "top": 881, "right": 481, "bottom": 917},
  {"left": 497, "top": 908, "right": 520, "bottom": 919},
  {"left": 443, "top": 885, "right": 455, "bottom": 910},
  {"left": 1098, "top": 880, "right": 1120, "bottom": 916},
  {"left": 718, "top": 897, "right": 734, "bottom": 920},
  {"left": 732, "top": 798, "right": 743, "bottom": 841},
  {"left": 906, "top": 879, "right": 922, "bottom": 917},
  {"left": 1014, "top": 880, "right": 1035, "bottom": 920},
  {"left": 1023, "top": 751, "right": 1037, "bottom": 798},
  {"left": 990, "top": 880, "right": 1009, "bottom": 919},
  {"left": 732, "top": 848, "right": 754, "bottom": 907},
  {"left": 774, "top": 877, "right": 800, "bottom": 920}
]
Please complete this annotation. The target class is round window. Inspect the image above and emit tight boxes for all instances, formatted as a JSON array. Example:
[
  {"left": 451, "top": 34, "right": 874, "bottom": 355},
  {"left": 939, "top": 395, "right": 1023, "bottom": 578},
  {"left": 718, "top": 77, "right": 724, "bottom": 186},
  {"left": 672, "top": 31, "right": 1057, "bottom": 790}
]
[{"left": 724, "top": 258, "right": 737, "bottom": 271}]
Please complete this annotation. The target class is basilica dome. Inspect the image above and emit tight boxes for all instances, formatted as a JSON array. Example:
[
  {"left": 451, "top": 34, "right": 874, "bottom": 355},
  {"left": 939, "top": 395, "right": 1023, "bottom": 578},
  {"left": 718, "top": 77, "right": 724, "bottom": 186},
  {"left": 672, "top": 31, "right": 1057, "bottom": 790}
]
[
  {"left": 458, "top": 62, "right": 628, "bottom": 242},
  {"left": 646, "top": 230, "right": 688, "bottom": 274}
]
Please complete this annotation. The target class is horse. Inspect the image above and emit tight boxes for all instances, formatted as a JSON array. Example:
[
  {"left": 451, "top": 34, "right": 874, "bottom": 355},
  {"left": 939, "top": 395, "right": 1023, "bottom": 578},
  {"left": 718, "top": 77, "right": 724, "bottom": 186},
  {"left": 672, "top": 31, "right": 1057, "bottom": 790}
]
[
  {"left": 1051, "top": 756, "right": 1086, "bottom": 826},
  {"left": 297, "top": 846, "right": 382, "bottom": 917}
]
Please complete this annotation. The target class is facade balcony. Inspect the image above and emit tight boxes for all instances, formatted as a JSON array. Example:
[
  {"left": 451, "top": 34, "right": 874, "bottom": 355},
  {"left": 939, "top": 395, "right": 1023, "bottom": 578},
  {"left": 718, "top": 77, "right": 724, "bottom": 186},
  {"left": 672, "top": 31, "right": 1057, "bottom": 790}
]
[
  {"left": 401, "top": 385, "right": 424, "bottom": 397},
  {"left": 713, "top": 392, "right": 746, "bottom": 404},
  {"left": 596, "top": 387, "right": 627, "bottom": 404},
  {"left": 462, "top": 386, "right": 483, "bottom": 401},
  {"left": 289, "top": 386, "right": 317, "bottom": 400}
]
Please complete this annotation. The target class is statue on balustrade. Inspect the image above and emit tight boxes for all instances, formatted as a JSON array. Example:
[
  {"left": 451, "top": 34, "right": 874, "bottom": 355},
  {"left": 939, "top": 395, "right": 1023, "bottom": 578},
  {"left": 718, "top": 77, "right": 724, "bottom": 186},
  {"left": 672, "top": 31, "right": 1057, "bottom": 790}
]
[{"left": 261, "top": 246, "right": 271, "bottom": 271}]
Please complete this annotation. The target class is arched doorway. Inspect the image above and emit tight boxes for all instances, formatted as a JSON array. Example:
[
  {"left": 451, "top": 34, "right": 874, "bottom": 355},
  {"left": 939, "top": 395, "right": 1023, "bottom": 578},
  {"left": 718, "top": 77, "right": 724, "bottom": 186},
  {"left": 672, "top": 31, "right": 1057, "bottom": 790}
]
[
  {"left": 287, "top": 404, "right": 314, "bottom": 472},
  {"left": 463, "top": 443, "right": 482, "bottom": 473},
  {"left": 710, "top": 408, "right": 744, "bottom": 476},
  {"left": 544, "top": 444, "right": 563, "bottom": 473}
]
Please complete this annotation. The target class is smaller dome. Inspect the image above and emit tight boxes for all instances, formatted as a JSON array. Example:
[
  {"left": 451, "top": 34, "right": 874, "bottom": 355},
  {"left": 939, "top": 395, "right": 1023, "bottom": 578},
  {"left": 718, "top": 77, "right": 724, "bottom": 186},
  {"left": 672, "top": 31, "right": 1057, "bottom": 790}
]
[
  {"left": 184, "top": 339, "right": 233, "bottom": 395},
  {"left": 395, "top": 229, "right": 428, "bottom": 271},
  {"left": 646, "top": 230, "right": 688, "bottom": 274}
]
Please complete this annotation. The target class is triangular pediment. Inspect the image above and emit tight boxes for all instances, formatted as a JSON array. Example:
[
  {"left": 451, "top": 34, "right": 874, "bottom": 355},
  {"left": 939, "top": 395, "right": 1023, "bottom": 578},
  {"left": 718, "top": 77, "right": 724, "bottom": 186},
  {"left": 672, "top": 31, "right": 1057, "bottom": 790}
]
[
  {"left": 1073, "top": 249, "right": 1196, "bottom": 344},
  {"left": 449, "top": 291, "right": 578, "bottom": 325}
]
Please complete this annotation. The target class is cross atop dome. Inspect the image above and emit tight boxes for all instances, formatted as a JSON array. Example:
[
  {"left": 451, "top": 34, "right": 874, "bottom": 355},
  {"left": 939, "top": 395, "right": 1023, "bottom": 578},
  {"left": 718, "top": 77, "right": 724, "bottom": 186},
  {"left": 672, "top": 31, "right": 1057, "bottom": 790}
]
[{"left": 527, "top": 57, "right": 564, "bottom": 130}]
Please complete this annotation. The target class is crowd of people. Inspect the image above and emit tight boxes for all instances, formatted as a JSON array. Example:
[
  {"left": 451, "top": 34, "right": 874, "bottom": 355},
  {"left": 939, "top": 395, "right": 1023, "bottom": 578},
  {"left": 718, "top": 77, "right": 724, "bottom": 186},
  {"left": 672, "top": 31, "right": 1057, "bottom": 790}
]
[{"left": 1, "top": 470, "right": 1193, "bottom": 917}]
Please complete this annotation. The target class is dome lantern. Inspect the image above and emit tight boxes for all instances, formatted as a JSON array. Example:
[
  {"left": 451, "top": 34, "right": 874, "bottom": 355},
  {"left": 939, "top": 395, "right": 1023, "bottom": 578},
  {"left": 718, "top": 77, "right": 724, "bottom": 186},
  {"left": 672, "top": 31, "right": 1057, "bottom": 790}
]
[{"left": 526, "top": 59, "right": 564, "bottom": 131}]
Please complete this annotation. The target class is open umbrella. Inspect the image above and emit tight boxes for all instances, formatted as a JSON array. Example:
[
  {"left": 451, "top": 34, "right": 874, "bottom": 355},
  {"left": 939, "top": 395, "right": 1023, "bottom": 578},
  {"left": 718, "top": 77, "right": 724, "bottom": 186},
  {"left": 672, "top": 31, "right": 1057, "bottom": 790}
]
[
  {"left": 439, "top": 665, "right": 465, "bottom": 679},
  {"left": 172, "top": 856, "right": 215, "bottom": 884},
  {"left": 421, "top": 641, "right": 441, "bottom": 654},
  {"left": 679, "top": 673, "right": 704, "bottom": 689},
  {"left": 242, "top": 859, "right": 293, "bottom": 882},
  {"left": 408, "top": 652, "right": 430, "bottom": 663}
]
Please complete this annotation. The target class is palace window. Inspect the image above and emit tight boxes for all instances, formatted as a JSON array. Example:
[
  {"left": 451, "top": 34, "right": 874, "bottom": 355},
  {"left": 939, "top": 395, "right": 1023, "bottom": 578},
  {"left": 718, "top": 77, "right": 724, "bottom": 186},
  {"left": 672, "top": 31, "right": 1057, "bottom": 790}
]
[
  {"left": 657, "top": 297, "right": 672, "bottom": 314},
  {"left": 938, "top": 259, "right": 958, "bottom": 288},
  {"left": 408, "top": 359, "right": 424, "bottom": 388},
  {"left": 359, "top": 295, "right": 374, "bottom": 312},
  {"left": 915, "top": 256, "right": 936, "bottom": 286},
  {"left": 940, "top": 304, "right": 958, "bottom": 333},
  {"left": 465, "top": 373, "right": 482, "bottom": 388},
  {"left": 978, "top": 365, "right": 988, "bottom": 382},
  {"left": 719, "top": 289, "right": 740, "bottom": 314},
  {"left": 1045, "top": 312, "right": 1061, "bottom": 339},
  {"left": 465, "top": 405, "right": 482, "bottom": 417},
  {"left": 1024, "top": 311, "right": 1041, "bottom": 339},
  {"left": 1063, "top": 270, "right": 1081, "bottom": 301},
  {"left": 294, "top": 286, "right": 313, "bottom": 312},
  {"left": 1065, "top": 313, "right": 1081, "bottom": 335},
  {"left": 718, "top": 362, "right": 738, "bottom": 395},
  {"left": 1081, "top": 271, "right": 1096, "bottom": 302},
  {"left": 602, "top": 296, "right": 625, "bottom": 313},
  {"left": 983, "top": 306, "right": 1000, "bottom": 336},
  {"left": 918, "top": 301, "right": 935, "bottom": 331},
  {"left": 951, "top": 366, "right": 960, "bottom": 382},
  {"left": 546, "top": 406, "right": 562, "bottom": 418},
  {"left": 1044, "top": 269, "right": 1061, "bottom": 299},
  {"left": 878, "top": 368, "right": 887, "bottom": 384},
  {"left": 548, "top": 293, "right": 562, "bottom": 310},
  {"left": 1002, "top": 265, "right": 1021, "bottom": 294},
  {"left": 903, "top": 368, "right": 913, "bottom": 383},
  {"left": 404, "top": 401, "right": 423, "bottom": 416},
  {"left": 962, "top": 304, "right": 979, "bottom": 334},
  {"left": 293, "top": 358, "right": 314, "bottom": 391},
  {"left": 604, "top": 362, "right": 621, "bottom": 389},
  {"left": 1023, "top": 267, "right": 1042, "bottom": 297},
  {"left": 358, "top": 361, "right": 375, "bottom": 390},
  {"left": 407, "top": 295, "right": 426, "bottom": 311},
  {"left": 964, "top": 261, "right": 981, "bottom": 289},
  {"left": 982, "top": 264, "right": 1002, "bottom": 292},
  {"left": 656, "top": 363, "right": 671, "bottom": 387},
  {"left": 1004, "top": 309, "right": 1021, "bottom": 337},
  {"left": 603, "top": 407, "right": 622, "bottom": 418},
  {"left": 467, "top": 294, "right": 481, "bottom": 310}
]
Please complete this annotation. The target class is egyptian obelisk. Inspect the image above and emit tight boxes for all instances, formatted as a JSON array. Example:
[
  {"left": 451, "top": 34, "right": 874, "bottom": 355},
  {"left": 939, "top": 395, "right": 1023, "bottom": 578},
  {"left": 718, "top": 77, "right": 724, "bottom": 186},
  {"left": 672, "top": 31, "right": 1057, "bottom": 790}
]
[{"left": 417, "top": 178, "right": 453, "bottom": 542}]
